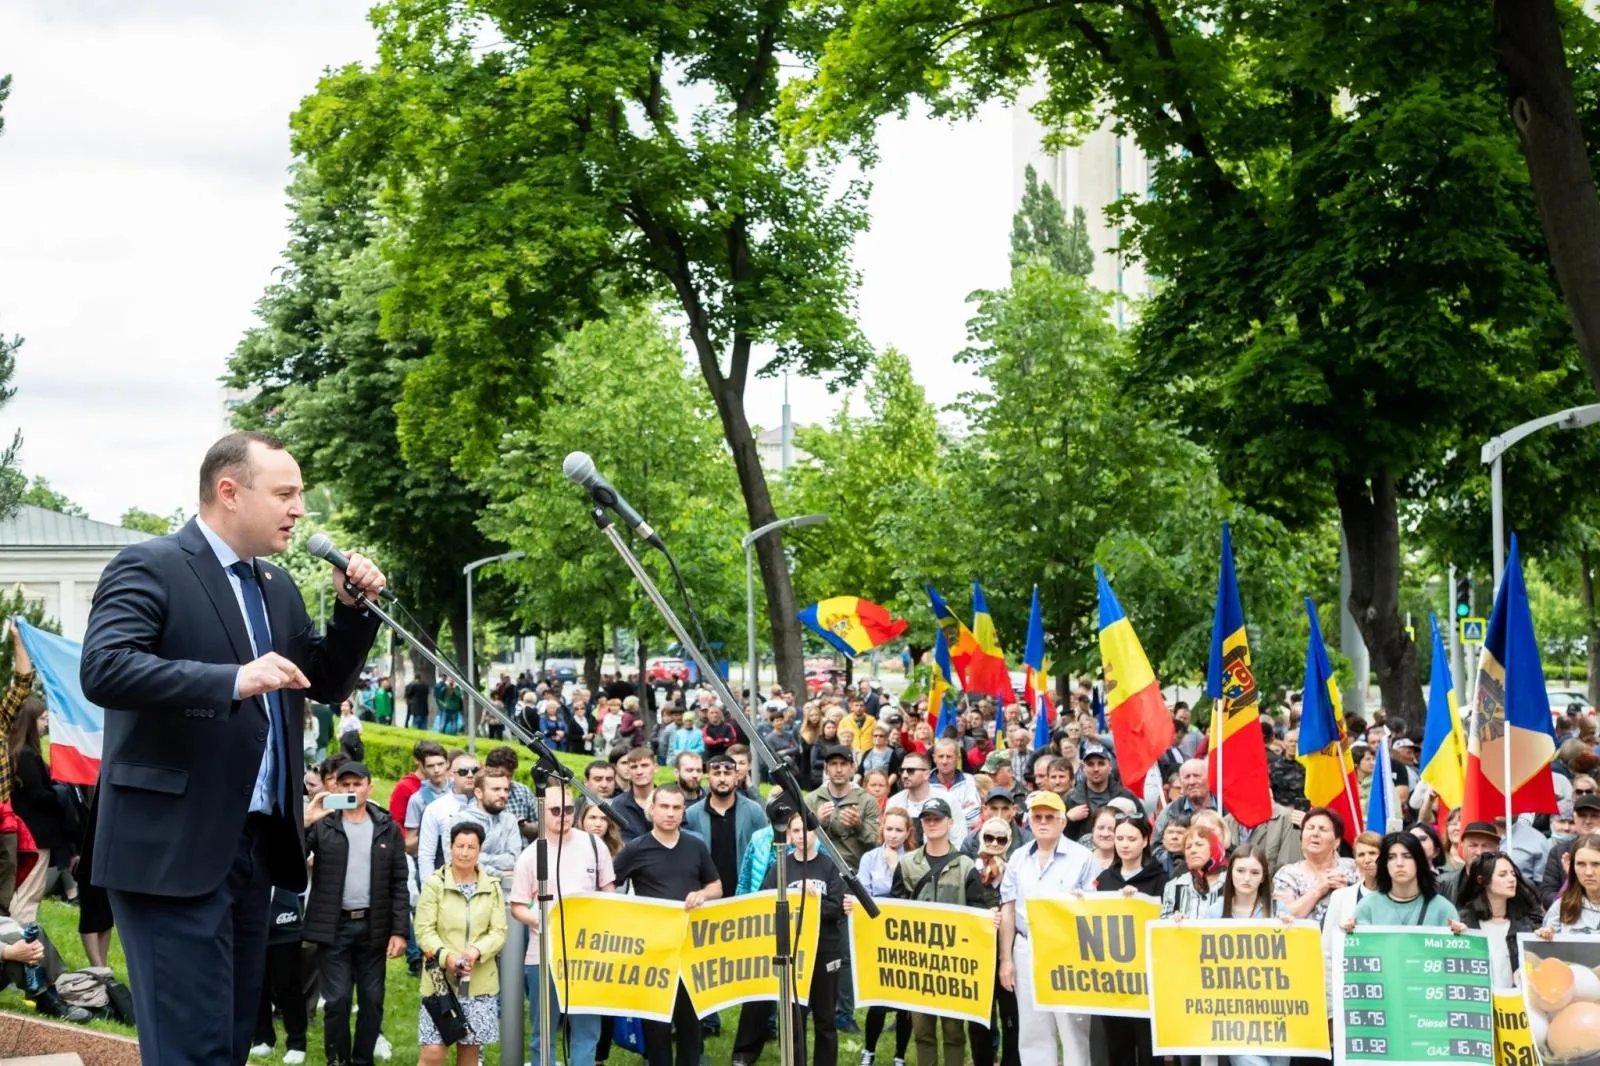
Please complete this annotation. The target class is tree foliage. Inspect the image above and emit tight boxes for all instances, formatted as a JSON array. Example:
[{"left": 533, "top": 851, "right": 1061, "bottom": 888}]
[
  {"left": 119, "top": 508, "right": 182, "bottom": 536},
  {"left": 227, "top": 166, "right": 501, "bottom": 676},
  {"left": 477, "top": 306, "right": 746, "bottom": 692},
  {"left": 0, "top": 76, "right": 24, "bottom": 522},
  {"left": 796, "top": 0, "right": 1598, "bottom": 718},
  {"left": 288, "top": 0, "right": 876, "bottom": 696},
  {"left": 21, "top": 477, "right": 85, "bottom": 517},
  {"left": 1011, "top": 164, "right": 1092, "bottom": 277}
]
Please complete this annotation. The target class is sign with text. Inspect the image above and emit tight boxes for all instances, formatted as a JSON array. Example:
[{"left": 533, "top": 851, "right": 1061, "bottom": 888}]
[
  {"left": 1334, "top": 927, "right": 1495, "bottom": 1066},
  {"left": 1146, "top": 920, "right": 1329, "bottom": 1059},
  {"left": 679, "top": 890, "right": 822, "bottom": 1016},
  {"left": 849, "top": 898, "right": 996, "bottom": 1025},
  {"left": 1493, "top": 988, "right": 1536, "bottom": 1066},
  {"left": 550, "top": 893, "right": 688, "bottom": 1023},
  {"left": 1024, "top": 893, "right": 1159, "bottom": 1016}
]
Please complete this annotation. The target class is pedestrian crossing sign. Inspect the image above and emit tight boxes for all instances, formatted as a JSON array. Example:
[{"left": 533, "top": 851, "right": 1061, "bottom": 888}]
[{"left": 1459, "top": 617, "right": 1487, "bottom": 645}]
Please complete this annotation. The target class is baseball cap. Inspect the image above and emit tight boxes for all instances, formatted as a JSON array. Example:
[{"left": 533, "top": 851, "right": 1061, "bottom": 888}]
[
  {"left": 1391, "top": 738, "right": 1417, "bottom": 750},
  {"left": 706, "top": 753, "right": 736, "bottom": 769},
  {"left": 1577, "top": 795, "right": 1600, "bottom": 814},
  {"left": 985, "top": 788, "right": 1016, "bottom": 806},
  {"left": 335, "top": 761, "right": 372, "bottom": 780},
  {"left": 1082, "top": 744, "right": 1111, "bottom": 761},
  {"left": 870, "top": 679, "right": 883, "bottom": 690},
  {"left": 1461, "top": 820, "right": 1501, "bottom": 841},
  {"left": 820, "top": 744, "right": 855, "bottom": 764},
  {"left": 919, "top": 797, "right": 954, "bottom": 820},
  {"left": 1026, "top": 790, "right": 1066, "bottom": 814},
  {"left": 983, "top": 750, "right": 1010, "bottom": 773}
]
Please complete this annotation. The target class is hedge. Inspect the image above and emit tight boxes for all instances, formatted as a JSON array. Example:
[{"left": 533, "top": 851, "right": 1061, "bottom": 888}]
[{"left": 356, "top": 723, "right": 677, "bottom": 786}]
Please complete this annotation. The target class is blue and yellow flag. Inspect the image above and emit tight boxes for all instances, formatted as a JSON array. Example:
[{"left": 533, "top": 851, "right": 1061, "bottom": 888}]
[
  {"left": 1298, "top": 598, "right": 1362, "bottom": 842},
  {"left": 930, "top": 627, "right": 960, "bottom": 739},
  {"left": 1420, "top": 613, "right": 1466, "bottom": 813}
]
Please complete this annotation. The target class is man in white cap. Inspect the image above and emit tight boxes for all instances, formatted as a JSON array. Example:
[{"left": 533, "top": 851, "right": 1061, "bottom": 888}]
[{"left": 998, "top": 791, "right": 1098, "bottom": 1066}]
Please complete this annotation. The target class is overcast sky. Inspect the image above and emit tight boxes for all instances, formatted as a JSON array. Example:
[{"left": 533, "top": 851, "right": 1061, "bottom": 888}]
[{"left": 0, "top": 1, "right": 1012, "bottom": 525}]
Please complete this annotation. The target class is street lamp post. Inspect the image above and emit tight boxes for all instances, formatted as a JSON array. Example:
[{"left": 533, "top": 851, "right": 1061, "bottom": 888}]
[
  {"left": 1481, "top": 403, "right": 1600, "bottom": 587},
  {"left": 463, "top": 550, "right": 527, "bottom": 753},
  {"left": 741, "top": 514, "right": 827, "bottom": 759}
]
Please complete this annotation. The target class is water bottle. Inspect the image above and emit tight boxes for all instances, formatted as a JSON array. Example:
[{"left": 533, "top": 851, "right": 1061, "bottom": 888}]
[{"left": 20, "top": 922, "right": 43, "bottom": 994}]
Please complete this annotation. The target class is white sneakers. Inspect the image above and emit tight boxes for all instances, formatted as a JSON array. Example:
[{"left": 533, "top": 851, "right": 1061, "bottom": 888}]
[
  {"left": 374, "top": 1033, "right": 393, "bottom": 1060},
  {"left": 282, "top": 1052, "right": 305, "bottom": 1064},
  {"left": 248, "top": 1045, "right": 272, "bottom": 1059}
]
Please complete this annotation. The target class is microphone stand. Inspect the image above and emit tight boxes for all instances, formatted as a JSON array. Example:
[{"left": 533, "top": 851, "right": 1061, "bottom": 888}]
[
  {"left": 584, "top": 507, "right": 880, "bottom": 1066},
  {"left": 335, "top": 583, "right": 612, "bottom": 1066}
]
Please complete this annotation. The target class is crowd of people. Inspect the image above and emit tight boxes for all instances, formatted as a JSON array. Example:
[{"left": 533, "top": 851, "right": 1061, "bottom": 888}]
[{"left": 14, "top": 634, "right": 1600, "bottom": 1066}]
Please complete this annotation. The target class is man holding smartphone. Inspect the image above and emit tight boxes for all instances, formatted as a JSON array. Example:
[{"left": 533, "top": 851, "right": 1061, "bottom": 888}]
[{"left": 302, "top": 762, "right": 408, "bottom": 1066}]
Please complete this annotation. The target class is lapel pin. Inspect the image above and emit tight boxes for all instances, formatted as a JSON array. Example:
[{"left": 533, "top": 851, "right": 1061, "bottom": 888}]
[{"left": 264, "top": 571, "right": 272, "bottom": 581}]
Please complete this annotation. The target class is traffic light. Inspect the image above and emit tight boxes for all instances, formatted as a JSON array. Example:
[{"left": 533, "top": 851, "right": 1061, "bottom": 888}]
[{"left": 1454, "top": 577, "right": 1472, "bottom": 619}]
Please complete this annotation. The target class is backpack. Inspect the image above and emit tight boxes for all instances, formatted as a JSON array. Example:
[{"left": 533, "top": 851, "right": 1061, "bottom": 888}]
[{"left": 55, "top": 967, "right": 136, "bottom": 1026}]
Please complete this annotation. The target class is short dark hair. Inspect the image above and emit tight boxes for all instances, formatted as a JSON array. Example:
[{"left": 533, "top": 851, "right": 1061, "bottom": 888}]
[
  {"left": 449, "top": 821, "right": 485, "bottom": 846},
  {"left": 484, "top": 745, "right": 519, "bottom": 772},
  {"left": 199, "top": 431, "right": 286, "bottom": 505},
  {"left": 651, "top": 783, "right": 685, "bottom": 804},
  {"left": 318, "top": 752, "right": 351, "bottom": 779},
  {"left": 624, "top": 746, "right": 654, "bottom": 765},
  {"left": 414, "top": 740, "right": 447, "bottom": 764},
  {"left": 1303, "top": 806, "right": 1346, "bottom": 841},
  {"left": 584, "top": 760, "right": 614, "bottom": 781}
]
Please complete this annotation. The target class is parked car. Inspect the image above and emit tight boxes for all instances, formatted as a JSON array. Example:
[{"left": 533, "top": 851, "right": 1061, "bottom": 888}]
[
  {"left": 805, "top": 667, "right": 845, "bottom": 694},
  {"left": 543, "top": 658, "right": 580, "bottom": 683},
  {"left": 1549, "top": 688, "right": 1594, "bottom": 717},
  {"left": 647, "top": 656, "right": 690, "bottom": 683}
]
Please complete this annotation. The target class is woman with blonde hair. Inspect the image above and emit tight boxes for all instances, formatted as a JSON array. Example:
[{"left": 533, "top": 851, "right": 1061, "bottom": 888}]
[{"left": 858, "top": 809, "right": 916, "bottom": 1066}]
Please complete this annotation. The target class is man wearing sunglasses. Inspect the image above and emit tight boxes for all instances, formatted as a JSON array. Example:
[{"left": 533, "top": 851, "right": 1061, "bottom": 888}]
[{"left": 416, "top": 751, "right": 480, "bottom": 881}]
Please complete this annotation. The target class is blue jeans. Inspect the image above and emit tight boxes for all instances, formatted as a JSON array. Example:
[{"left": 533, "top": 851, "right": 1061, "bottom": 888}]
[{"left": 526, "top": 963, "right": 600, "bottom": 1066}]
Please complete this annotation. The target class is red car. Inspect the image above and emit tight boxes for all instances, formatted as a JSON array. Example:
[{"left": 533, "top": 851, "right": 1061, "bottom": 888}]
[
  {"left": 647, "top": 657, "right": 690, "bottom": 683},
  {"left": 805, "top": 667, "right": 845, "bottom": 694}
]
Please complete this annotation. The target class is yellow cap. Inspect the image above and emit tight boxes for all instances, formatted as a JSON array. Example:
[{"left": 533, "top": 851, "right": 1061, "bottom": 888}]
[{"left": 1026, "top": 790, "right": 1066, "bottom": 814}]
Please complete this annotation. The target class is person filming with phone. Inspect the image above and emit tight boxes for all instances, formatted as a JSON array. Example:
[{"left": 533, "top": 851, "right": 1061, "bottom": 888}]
[{"left": 304, "top": 761, "right": 409, "bottom": 1066}]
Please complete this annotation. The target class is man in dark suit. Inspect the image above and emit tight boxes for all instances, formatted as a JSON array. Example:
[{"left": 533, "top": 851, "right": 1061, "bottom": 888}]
[{"left": 80, "top": 431, "right": 386, "bottom": 1066}]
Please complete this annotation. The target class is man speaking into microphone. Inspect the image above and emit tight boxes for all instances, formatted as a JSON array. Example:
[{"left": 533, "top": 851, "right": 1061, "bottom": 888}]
[{"left": 80, "top": 431, "right": 386, "bottom": 1066}]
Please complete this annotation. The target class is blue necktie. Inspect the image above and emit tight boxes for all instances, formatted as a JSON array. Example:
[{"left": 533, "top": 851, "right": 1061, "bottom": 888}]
[{"left": 230, "top": 560, "right": 286, "bottom": 813}]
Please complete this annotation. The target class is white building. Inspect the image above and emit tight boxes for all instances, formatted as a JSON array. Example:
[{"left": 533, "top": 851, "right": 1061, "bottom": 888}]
[
  {"left": 0, "top": 505, "right": 155, "bottom": 640},
  {"left": 1012, "top": 97, "right": 1155, "bottom": 324}
]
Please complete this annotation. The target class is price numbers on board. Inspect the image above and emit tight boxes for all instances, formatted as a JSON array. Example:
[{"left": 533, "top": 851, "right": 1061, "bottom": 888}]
[
  {"left": 1446, "top": 1011, "right": 1491, "bottom": 1030},
  {"left": 1348, "top": 1037, "right": 1389, "bottom": 1055},
  {"left": 1445, "top": 957, "right": 1489, "bottom": 977},
  {"left": 1450, "top": 1039, "right": 1494, "bottom": 1059},
  {"left": 1344, "top": 956, "right": 1383, "bottom": 974},
  {"left": 1344, "top": 983, "right": 1386, "bottom": 1001},
  {"left": 1345, "top": 1010, "right": 1386, "bottom": 1027}
]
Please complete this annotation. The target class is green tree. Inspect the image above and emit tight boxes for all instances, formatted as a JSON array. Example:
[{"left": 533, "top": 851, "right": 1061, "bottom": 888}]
[
  {"left": 798, "top": 0, "right": 1594, "bottom": 719},
  {"left": 478, "top": 306, "right": 746, "bottom": 721},
  {"left": 21, "top": 477, "right": 85, "bottom": 517},
  {"left": 0, "top": 587, "right": 59, "bottom": 684},
  {"left": 291, "top": 0, "right": 872, "bottom": 698},
  {"left": 0, "top": 75, "right": 25, "bottom": 521},
  {"left": 1011, "top": 164, "right": 1092, "bottom": 277},
  {"left": 119, "top": 507, "right": 181, "bottom": 536},
  {"left": 227, "top": 166, "right": 502, "bottom": 681},
  {"left": 782, "top": 348, "right": 942, "bottom": 622}
]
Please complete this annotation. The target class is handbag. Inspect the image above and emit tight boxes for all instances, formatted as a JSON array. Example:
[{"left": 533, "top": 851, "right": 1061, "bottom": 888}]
[{"left": 420, "top": 957, "right": 471, "bottom": 1046}]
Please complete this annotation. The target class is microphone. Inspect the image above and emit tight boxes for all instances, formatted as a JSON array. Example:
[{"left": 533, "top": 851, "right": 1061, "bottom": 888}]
[
  {"left": 562, "top": 452, "right": 664, "bottom": 549},
  {"left": 306, "top": 532, "right": 395, "bottom": 600}
]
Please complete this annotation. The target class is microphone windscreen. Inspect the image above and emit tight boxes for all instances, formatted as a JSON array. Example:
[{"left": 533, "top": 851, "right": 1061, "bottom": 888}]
[
  {"left": 306, "top": 532, "right": 337, "bottom": 561},
  {"left": 562, "top": 451, "right": 595, "bottom": 485}
]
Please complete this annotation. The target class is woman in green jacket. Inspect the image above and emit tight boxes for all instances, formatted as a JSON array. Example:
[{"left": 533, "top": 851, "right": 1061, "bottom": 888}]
[{"left": 415, "top": 821, "right": 508, "bottom": 1066}]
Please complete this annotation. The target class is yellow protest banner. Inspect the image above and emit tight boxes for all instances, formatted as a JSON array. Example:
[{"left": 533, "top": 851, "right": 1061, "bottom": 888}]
[
  {"left": 1024, "top": 892, "right": 1159, "bottom": 1017},
  {"left": 551, "top": 893, "right": 688, "bottom": 1022},
  {"left": 850, "top": 897, "right": 996, "bottom": 1026},
  {"left": 680, "top": 890, "right": 822, "bottom": 1015},
  {"left": 1493, "top": 988, "right": 1536, "bottom": 1066},
  {"left": 1146, "top": 920, "right": 1329, "bottom": 1059}
]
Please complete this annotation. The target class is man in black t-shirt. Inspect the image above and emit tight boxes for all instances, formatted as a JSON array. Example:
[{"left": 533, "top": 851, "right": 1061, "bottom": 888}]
[{"left": 613, "top": 785, "right": 723, "bottom": 1066}]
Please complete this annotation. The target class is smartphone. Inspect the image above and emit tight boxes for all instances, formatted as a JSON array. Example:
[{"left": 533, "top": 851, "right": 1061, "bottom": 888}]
[{"left": 323, "top": 792, "right": 359, "bottom": 810}]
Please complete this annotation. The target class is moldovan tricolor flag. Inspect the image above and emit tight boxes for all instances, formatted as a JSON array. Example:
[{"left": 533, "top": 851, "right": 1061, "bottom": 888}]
[
  {"left": 1095, "top": 566, "right": 1172, "bottom": 798},
  {"left": 929, "top": 627, "right": 961, "bottom": 739},
  {"left": 1420, "top": 613, "right": 1466, "bottom": 815},
  {"left": 967, "top": 581, "right": 1015, "bottom": 706},
  {"left": 1023, "top": 586, "right": 1055, "bottom": 750},
  {"left": 1298, "top": 599, "right": 1362, "bottom": 842},
  {"left": 797, "top": 597, "right": 907, "bottom": 660},
  {"left": 13, "top": 617, "right": 102, "bottom": 785},
  {"left": 1204, "top": 522, "right": 1273, "bottom": 829},
  {"left": 1464, "top": 534, "right": 1558, "bottom": 826},
  {"left": 927, "top": 584, "right": 980, "bottom": 681}
]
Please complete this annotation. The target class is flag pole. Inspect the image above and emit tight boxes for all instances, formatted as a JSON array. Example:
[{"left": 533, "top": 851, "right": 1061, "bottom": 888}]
[
  {"left": 1213, "top": 697, "right": 1225, "bottom": 817},
  {"left": 1503, "top": 702, "right": 1514, "bottom": 846}
]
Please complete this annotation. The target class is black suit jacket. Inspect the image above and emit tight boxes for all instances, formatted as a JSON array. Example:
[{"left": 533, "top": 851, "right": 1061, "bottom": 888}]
[{"left": 80, "top": 518, "right": 379, "bottom": 897}]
